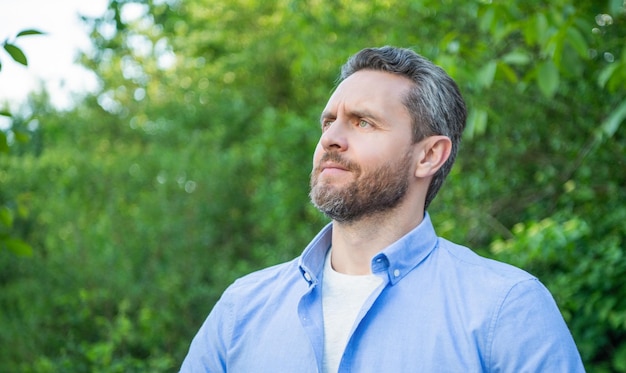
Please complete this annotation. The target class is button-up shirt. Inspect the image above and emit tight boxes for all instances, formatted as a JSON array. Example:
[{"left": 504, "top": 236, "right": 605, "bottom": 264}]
[{"left": 180, "top": 214, "right": 585, "bottom": 372}]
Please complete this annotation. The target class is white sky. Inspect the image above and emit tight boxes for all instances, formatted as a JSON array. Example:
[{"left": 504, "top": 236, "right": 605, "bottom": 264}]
[{"left": 0, "top": 0, "right": 108, "bottom": 111}]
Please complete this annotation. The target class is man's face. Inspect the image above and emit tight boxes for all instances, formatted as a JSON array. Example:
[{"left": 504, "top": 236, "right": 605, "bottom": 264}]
[{"left": 310, "top": 69, "right": 416, "bottom": 222}]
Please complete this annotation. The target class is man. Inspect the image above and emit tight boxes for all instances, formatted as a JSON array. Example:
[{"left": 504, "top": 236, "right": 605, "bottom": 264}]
[{"left": 180, "top": 46, "right": 584, "bottom": 372}]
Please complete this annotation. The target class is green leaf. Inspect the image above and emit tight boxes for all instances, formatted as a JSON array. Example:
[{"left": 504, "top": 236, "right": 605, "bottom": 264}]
[
  {"left": 0, "top": 131, "right": 8, "bottom": 153},
  {"left": 16, "top": 29, "right": 45, "bottom": 37},
  {"left": 601, "top": 99, "right": 626, "bottom": 138},
  {"left": 0, "top": 110, "right": 11, "bottom": 117},
  {"left": 609, "top": 0, "right": 624, "bottom": 15},
  {"left": 502, "top": 51, "right": 530, "bottom": 66},
  {"left": 537, "top": 61, "right": 559, "bottom": 98},
  {"left": 613, "top": 342, "right": 626, "bottom": 372},
  {"left": 478, "top": 7, "right": 495, "bottom": 33},
  {"left": 476, "top": 60, "right": 497, "bottom": 88},
  {"left": 0, "top": 206, "right": 13, "bottom": 228},
  {"left": 496, "top": 62, "right": 518, "bottom": 83},
  {"left": 464, "top": 108, "right": 488, "bottom": 140},
  {"left": 4, "top": 238, "right": 33, "bottom": 257},
  {"left": 3, "top": 43, "right": 28, "bottom": 65},
  {"left": 598, "top": 63, "right": 619, "bottom": 89},
  {"left": 13, "top": 130, "right": 30, "bottom": 143},
  {"left": 534, "top": 13, "right": 549, "bottom": 45},
  {"left": 566, "top": 27, "right": 588, "bottom": 58}
]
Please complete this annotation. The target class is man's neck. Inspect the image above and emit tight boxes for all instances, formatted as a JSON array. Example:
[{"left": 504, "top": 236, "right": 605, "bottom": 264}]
[{"left": 330, "top": 205, "right": 425, "bottom": 275}]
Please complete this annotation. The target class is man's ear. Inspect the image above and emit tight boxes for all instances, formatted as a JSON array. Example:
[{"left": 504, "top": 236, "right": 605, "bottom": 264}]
[{"left": 414, "top": 136, "right": 452, "bottom": 178}]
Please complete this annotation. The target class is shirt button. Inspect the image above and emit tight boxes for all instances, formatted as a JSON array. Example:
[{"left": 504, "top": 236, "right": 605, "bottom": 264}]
[
  {"left": 304, "top": 272, "right": 312, "bottom": 281},
  {"left": 393, "top": 269, "right": 400, "bottom": 277}
]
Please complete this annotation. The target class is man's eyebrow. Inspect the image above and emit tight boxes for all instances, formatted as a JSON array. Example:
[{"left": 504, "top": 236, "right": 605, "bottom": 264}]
[
  {"left": 350, "top": 109, "right": 382, "bottom": 122},
  {"left": 320, "top": 109, "right": 383, "bottom": 124},
  {"left": 320, "top": 110, "right": 335, "bottom": 123}
]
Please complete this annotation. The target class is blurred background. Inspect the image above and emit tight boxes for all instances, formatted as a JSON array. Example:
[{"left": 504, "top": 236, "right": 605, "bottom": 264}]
[{"left": 1, "top": 0, "right": 625, "bottom": 371}]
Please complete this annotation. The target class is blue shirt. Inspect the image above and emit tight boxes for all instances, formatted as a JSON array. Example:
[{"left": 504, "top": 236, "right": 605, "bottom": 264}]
[{"left": 180, "top": 214, "right": 585, "bottom": 372}]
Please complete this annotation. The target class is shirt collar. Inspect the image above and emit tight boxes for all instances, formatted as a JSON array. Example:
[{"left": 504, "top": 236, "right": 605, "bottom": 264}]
[
  {"left": 298, "top": 222, "right": 333, "bottom": 286},
  {"left": 298, "top": 213, "right": 438, "bottom": 286},
  {"left": 373, "top": 213, "right": 439, "bottom": 285}
]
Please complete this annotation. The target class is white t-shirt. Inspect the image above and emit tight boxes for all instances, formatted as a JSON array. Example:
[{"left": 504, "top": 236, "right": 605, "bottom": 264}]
[{"left": 322, "top": 250, "right": 383, "bottom": 373}]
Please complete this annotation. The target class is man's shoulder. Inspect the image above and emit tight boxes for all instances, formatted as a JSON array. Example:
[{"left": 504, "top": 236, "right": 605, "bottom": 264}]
[
  {"left": 211, "top": 257, "right": 307, "bottom": 329},
  {"left": 436, "top": 237, "right": 537, "bottom": 283},
  {"left": 429, "top": 238, "right": 563, "bottom": 329},
  {"left": 224, "top": 257, "right": 302, "bottom": 296}
]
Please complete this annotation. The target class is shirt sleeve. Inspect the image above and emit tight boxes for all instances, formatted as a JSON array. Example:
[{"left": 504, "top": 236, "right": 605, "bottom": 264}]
[
  {"left": 487, "top": 278, "right": 585, "bottom": 372},
  {"left": 179, "top": 291, "right": 234, "bottom": 373}
]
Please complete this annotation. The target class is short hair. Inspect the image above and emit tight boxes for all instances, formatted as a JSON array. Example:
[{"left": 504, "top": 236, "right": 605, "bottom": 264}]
[{"left": 339, "top": 46, "right": 467, "bottom": 210}]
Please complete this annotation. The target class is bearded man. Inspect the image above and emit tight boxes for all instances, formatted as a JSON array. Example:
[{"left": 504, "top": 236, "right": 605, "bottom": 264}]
[{"left": 181, "top": 46, "right": 584, "bottom": 373}]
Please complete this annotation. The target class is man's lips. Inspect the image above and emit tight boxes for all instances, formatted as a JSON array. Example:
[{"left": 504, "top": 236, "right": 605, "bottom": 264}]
[
  {"left": 315, "top": 152, "right": 359, "bottom": 177},
  {"left": 320, "top": 161, "right": 349, "bottom": 172},
  {"left": 318, "top": 162, "right": 351, "bottom": 178}
]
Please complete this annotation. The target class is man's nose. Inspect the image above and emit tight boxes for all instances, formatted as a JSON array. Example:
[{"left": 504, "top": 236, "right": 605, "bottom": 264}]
[{"left": 320, "top": 120, "right": 349, "bottom": 152}]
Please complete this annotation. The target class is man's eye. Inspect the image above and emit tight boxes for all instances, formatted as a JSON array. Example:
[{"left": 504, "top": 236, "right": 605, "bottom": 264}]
[
  {"left": 322, "top": 121, "right": 334, "bottom": 129},
  {"left": 358, "top": 120, "right": 371, "bottom": 128}
]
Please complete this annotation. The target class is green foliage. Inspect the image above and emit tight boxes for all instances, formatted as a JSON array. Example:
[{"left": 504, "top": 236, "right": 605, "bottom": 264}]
[
  {"left": 0, "top": 0, "right": 625, "bottom": 371},
  {"left": 1, "top": 29, "right": 45, "bottom": 69},
  {"left": 1, "top": 29, "right": 44, "bottom": 258},
  {"left": 491, "top": 212, "right": 626, "bottom": 372}
]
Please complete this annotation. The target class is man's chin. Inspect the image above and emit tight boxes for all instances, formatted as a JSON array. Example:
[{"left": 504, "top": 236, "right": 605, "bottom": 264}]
[
  {"left": 315, "top": 175, "right": 353, "bottom": 190},
  {"left": 311, "top": 183, "right": 348, "bottom": 200}
]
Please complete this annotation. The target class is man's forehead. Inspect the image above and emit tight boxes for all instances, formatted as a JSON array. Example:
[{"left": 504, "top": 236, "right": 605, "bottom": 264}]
[{"left": 321, "top": 70, "right": 412, "bottom": 118}]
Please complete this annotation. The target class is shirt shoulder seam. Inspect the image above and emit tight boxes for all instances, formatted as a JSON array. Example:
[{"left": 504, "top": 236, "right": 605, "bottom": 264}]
[{"left": 485, "top": 277, "right": 541, "bottom": 369}]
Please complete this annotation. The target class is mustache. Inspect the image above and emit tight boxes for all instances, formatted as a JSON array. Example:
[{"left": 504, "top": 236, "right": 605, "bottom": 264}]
[{"left": 316, "top": 152, "right": 361, "bottom": 172}]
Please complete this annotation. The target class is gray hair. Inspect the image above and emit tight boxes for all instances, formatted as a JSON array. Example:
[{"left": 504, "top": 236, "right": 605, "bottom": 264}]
[{"left": 339, "top": 46, "right": 467, "bottom": 210}]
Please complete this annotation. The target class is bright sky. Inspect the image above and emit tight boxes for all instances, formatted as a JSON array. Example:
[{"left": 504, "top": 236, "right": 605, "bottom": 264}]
[{"left": 0, "top": 0, "right": 108, "bottom": 111}]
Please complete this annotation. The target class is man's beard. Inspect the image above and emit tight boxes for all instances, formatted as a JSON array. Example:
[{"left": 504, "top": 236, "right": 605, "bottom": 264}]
[{"left": 309, "top": 151, "right": 412, "bottom": 223}]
